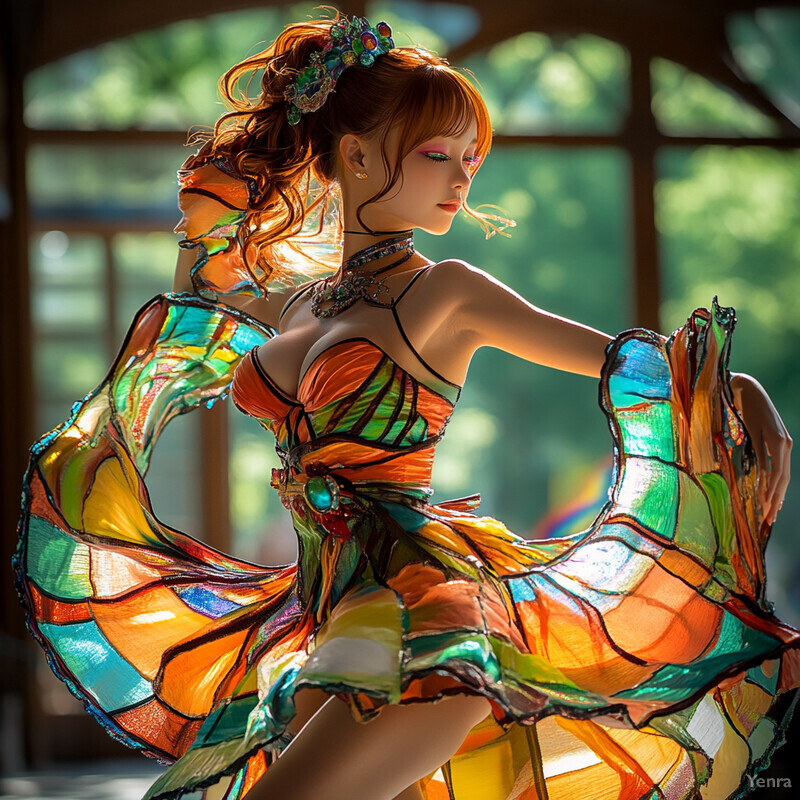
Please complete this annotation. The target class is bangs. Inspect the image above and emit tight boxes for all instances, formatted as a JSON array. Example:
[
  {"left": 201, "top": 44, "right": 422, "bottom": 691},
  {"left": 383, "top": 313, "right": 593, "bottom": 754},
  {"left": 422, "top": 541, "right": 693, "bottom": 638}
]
[{"left": 393, "top": 62, "right": 492, "bottom": 163}]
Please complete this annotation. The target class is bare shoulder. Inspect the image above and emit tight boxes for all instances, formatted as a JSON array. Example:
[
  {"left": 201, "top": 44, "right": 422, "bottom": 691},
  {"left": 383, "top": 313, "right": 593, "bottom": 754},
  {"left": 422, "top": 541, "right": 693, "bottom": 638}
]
[
  {"left": 426, "top": 259, "right": 499, "bottom": 288},
  {"left": 422, "top": 259, "right": 508, "bottom": 308},
  {"left": 396, "top": 259, "right": 503, "bottom": 346}
]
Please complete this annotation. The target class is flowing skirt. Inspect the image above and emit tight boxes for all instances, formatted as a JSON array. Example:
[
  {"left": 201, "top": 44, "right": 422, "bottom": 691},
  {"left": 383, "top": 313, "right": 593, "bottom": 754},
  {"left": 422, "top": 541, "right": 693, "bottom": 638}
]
[{"left": 14, "top": 292, "right": 800, "bottom": 800}]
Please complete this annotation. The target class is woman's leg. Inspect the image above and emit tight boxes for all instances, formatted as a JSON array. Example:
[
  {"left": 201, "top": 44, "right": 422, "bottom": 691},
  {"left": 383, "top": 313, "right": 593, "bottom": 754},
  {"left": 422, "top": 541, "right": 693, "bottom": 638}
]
[
  {"left": 247, "top": 692, "right": 490, "bottom": 800},
  {"left": 286, "top": 688, "right": 331, "bottom": 735},
  {"left": 279, "top": 688, "right": 425, "bottom": 800},
  {"left": 391, "top": 781, "right": 425, "bottom": 800}
]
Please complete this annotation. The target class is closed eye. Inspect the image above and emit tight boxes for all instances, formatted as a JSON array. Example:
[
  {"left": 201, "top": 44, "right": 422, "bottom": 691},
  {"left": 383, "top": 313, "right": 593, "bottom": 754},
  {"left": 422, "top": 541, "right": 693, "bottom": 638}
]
[{"left": 423, "top": 152, "right": 481, "bottom": 165}]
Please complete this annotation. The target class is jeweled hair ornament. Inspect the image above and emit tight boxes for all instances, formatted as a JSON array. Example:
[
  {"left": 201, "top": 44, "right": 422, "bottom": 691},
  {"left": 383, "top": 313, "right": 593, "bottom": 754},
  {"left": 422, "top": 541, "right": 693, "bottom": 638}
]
[{"left": 285, "top": 17, "right": 394, "bottom": 125}]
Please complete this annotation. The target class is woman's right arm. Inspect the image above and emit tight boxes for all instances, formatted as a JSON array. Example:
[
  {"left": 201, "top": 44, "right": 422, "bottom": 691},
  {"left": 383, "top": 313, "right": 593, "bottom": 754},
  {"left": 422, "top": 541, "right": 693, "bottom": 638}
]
[
  {"left": 172, "top": 246, "right": 294, "bottom": 330},
  {"left": 172, "top": 144, "right": 300, "bottom": 330}
]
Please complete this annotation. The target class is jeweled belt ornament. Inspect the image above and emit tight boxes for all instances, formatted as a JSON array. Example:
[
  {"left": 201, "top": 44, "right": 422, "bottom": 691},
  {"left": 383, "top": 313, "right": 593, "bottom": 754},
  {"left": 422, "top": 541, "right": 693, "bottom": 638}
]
[
  {"left": 270, "top": 465, "right": 355, "bottom": 538},
  {"left": 285, "top": 17, "right": 395, "bottom": 125}
]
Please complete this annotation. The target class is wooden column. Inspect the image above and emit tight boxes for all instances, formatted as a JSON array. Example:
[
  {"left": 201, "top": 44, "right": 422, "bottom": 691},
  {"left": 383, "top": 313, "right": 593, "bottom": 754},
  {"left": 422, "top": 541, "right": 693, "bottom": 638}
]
[
  {"left": 627, "top": 43, "right": 661, "bottom": 331},
  {"left": 0, "top": 0, "right": 36, "bottom": 771},
  {"left": 200, "top": 402, "right": 231, "bottom": 553}
]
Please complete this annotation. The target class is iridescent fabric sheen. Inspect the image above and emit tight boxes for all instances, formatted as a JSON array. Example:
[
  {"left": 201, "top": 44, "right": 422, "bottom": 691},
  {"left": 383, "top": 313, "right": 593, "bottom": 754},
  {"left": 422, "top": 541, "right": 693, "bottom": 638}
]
[{"left": 14, "top": 156, "right": 800, "bottom": 800}]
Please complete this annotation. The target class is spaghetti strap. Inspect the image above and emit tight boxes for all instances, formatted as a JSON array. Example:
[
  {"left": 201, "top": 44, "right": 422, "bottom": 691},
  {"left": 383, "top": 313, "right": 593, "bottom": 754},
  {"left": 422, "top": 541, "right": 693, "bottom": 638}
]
[
  {"left": 390, "top": 264, "right": 460, "bottom": 389},
  {"left": 391, "top": 263, "right": 436, "bottom": 307}
]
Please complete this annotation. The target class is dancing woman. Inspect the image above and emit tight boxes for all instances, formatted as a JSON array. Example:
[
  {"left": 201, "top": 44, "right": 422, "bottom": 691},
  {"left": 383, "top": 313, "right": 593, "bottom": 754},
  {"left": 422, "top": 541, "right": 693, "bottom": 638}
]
[{"left": 16, "top": 13, "right": 797, "bottom": 800}]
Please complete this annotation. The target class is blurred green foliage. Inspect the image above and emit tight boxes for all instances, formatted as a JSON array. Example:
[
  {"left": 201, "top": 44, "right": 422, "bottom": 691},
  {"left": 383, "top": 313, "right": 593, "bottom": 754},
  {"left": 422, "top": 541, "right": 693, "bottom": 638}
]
[
  {"left": 651, "top": 58, "right": 778, "bottom": 137},
  {"left": 25, "top": 5, "right": 322, "bottom": 130},
  {"left": 462, "top": 32, "right": 628, "bottom": 133},
  {"left": 727, "top": 9, "right": 800, "bottom": 130}
]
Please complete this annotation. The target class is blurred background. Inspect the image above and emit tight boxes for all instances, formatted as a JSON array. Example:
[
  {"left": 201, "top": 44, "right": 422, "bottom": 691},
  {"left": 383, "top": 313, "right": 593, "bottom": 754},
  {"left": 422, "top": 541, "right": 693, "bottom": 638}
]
[{"left": 2, "top": 0, "right": 799, "bottom": 796}]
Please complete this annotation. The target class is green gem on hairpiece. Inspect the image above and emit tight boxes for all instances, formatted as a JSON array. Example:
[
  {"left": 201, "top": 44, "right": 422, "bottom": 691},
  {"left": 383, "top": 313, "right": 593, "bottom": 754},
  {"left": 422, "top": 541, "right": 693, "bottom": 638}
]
[
  {"left": 352, "top": 38, "right": 364, "bottom": 54},
  {"left": 287, "top": 105, "right": 301, "bottom": 125},
  {"left": 359, "top": 51, "right": 375, "bottom": 66}
]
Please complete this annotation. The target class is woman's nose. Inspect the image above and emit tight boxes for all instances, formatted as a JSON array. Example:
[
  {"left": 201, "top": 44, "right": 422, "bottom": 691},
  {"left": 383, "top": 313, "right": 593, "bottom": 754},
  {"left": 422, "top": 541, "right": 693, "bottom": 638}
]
[{"left": 453, "top": 165, "right": 471, "bottom": 191}]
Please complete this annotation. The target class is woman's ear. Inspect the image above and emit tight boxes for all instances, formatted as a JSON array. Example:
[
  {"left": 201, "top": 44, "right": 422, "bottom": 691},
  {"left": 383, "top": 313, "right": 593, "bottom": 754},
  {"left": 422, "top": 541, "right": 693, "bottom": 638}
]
[{"left": 338, "top": 134, "right": 368, "bottom": 179}]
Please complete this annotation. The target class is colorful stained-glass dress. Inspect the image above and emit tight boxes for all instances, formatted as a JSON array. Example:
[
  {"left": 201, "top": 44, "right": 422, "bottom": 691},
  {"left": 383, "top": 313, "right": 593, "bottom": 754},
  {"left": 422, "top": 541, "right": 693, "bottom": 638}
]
[{"left": 15, "top": 149, "right": 800, "bottom": 800}]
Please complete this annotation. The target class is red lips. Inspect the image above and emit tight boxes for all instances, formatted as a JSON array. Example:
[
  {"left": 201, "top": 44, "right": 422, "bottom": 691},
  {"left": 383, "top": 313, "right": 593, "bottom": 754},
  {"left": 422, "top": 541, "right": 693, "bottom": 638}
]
[{"left": 437, "top": 200, "right": 462, "bottom": 213}]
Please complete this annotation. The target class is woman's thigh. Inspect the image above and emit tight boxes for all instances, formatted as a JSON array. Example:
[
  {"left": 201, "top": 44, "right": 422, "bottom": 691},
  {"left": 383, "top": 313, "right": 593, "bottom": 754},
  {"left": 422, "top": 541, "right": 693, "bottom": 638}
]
[{"left": 287, "top": 687, "right": 332, "bottom": 734}]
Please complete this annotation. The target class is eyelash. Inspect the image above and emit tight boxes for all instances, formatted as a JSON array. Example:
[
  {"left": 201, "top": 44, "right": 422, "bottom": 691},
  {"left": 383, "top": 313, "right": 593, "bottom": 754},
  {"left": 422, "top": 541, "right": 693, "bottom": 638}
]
[{"left": 423, "top": 152, "right": 480, "bottom": 166}]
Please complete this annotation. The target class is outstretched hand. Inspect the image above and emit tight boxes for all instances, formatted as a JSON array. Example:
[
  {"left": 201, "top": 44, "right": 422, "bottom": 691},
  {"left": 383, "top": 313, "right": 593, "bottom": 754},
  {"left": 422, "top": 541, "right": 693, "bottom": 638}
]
[{"left": 730, "top": 373, "right": 792, "bottom": 526}]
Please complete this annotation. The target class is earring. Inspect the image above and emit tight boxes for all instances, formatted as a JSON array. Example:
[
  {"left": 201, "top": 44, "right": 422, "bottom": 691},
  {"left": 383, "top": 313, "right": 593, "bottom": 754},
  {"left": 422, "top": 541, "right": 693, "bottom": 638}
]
[{"left": 355, "top": 171, "right": 368, "bottom": 180}]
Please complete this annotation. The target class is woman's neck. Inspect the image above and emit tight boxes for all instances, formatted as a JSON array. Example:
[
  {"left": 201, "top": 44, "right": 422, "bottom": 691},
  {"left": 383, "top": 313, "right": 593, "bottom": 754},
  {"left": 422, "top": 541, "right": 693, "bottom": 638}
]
[{"left": 340, "top": 228, "right": 415, "bottom": 273}]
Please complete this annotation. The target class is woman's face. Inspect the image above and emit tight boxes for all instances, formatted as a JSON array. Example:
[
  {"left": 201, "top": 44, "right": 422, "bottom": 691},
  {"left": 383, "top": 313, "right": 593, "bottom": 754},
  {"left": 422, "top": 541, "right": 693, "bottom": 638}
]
[{"left": 358, "top": 119, "right": 480, "bottom": 235}]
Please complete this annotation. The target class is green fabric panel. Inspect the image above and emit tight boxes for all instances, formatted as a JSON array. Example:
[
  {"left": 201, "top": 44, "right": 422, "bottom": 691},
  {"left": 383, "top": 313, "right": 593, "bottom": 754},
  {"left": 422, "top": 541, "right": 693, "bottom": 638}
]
[
  {"left": 697, "top": 472, "right": 740, "bottom": 593},
  {"left": 748, "top": 716, "right": 777, "bottom": 762},
  {"left": 384, "top": 387, "right": 416, "bottom": 441},
  {"left": 613, "top": 456, "right": 678, "bottom": 539},
  {"left": 617, "top": 401, "right": 675, "bottom": 462},
  {"left": 26, "top": 516, "right": 93, "bottom": 600},
  {"left": 319, "top": 360, "right": 396, "bottom": 434},
  {"left": 404, "top": 415, "right": 428, "bottom": 445},
  {"left": 674, "top": 470, "right": 716, "bottom": 563},
  {"left": 143, "top": 736, "right": 256, "bottom": 800},
  {"left": 193, "top": 695, "right": 258, "bottom": 747}
]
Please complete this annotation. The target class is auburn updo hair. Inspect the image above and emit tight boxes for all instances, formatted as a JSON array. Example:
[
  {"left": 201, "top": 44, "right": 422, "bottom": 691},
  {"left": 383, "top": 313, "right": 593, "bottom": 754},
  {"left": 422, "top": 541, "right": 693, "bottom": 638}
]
[{"left": 194, "top": 11, "right": 504, "bottom": 288}]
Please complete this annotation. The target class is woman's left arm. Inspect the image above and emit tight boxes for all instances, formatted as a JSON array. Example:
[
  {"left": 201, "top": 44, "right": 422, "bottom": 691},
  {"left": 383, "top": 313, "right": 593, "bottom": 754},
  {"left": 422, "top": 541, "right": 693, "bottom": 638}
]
[
  {"left": 440, "top": 261, "right": 791, "bottom": 524},
  {"left": 439, "top": 260, "right": 614, "bottom": 379},
  {"left": 729, "top": 373, "right": 793, "bottom": 525}
]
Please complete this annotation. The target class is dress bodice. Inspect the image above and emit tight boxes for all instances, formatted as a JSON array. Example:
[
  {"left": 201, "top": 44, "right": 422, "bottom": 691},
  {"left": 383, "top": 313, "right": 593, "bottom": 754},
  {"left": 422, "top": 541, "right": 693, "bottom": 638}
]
[{"left": 231, "top": 336, "right": 460, "bottom": 488}]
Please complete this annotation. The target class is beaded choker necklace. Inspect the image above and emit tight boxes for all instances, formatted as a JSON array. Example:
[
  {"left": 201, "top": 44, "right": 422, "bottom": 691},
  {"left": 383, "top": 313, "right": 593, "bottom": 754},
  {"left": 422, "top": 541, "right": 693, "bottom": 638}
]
[{"left": 310, "top": 232, "right": 415, "bottom": 318}]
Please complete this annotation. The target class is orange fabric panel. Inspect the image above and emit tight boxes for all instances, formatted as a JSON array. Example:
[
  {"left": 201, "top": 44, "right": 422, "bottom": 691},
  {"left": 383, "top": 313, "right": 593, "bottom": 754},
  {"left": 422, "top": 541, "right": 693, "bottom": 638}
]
[
  {"left": 28, "top": 470, "right": 69, "bottom": 531},
  {"left": 112, "top": 697, "right": 203, "bottom": 760},
  {"left": 413, "top": 385, "right": 455, "bottom": 432},
  {"left": 31, "top": 584, "right": 92, "bottom": 624},
  {"left": 300, "top": 341, "right": 385, "bottom": 408},
  {"left": 298, "top": 440, "right": 436, "bottom": 485},
  {"left": 92, "top": 585, "right": 217, "bottom": 680},
  {"left": 232, "top": 350, "right": 292, "bottom": 421},
  {"left": 603, "top": 564, "right": 721, "bottom": 663},
  {"left": 174, "top": 161, "right": 249, "bottom": 241},
  {"left": 158, "top": 625, "right": 250, "bottom": 717}
]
